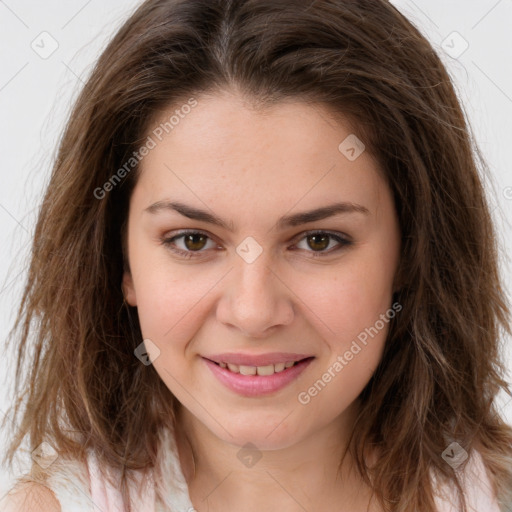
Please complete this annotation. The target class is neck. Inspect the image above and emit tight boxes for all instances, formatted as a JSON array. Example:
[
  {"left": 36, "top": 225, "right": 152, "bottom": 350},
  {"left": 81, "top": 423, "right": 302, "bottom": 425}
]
[{"left": 173, "top": 400, "right": 377, "bottom": 512}]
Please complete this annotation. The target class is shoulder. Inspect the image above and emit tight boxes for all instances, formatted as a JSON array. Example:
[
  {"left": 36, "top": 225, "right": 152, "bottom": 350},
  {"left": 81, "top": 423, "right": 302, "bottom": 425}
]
[
  {"left": 1, "top": 450, "right": 93, "bottom": 512},
  {"left": 460, "top": 449, "right": 502, "bottom": 511},
  {"left": 433, "top": 448, "right": 501, "bottom": 512},
  {"left": 0, "top": 482, "right": 61, "bottom": 512}
]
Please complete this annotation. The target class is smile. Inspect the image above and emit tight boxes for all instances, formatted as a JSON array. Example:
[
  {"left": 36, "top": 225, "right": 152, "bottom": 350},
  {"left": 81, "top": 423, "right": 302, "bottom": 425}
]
[
  {"left": 216, "top": 360, "right": 299, "bottom": 376},
  {"left": 203, "top": 357, "right": 314, "bottom": 397}
]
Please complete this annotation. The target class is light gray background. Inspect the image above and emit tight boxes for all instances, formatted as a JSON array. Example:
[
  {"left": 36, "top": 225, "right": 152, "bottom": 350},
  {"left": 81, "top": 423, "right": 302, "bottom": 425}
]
[{"left": 1, "top": 0, "right": 511, "bottom": 496}]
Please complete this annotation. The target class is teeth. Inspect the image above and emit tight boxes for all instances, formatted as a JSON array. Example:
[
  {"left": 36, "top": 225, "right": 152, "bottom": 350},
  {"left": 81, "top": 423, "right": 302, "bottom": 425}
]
[
  {"left": 240, "top": 365, "right": 257, "bottom": 375},
  {"left": 256, "top": 364, "right": 274, "bottom": 376},
  {"left": 220, "top": 360, "right": 300, "bottom": 375}
]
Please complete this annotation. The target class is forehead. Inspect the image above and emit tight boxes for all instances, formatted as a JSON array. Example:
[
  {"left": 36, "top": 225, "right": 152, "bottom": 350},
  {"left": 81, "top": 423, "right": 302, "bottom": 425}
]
[
  {"left": 144, "top": 91, "right": 363, "bottom": 165},
  {"left": 134, "top": 91, "right": 386, "bottom": 215}
]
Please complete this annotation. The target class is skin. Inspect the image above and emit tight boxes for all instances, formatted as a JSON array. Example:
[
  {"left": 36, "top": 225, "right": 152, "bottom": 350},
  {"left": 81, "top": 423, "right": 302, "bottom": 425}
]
[{"left": 122, "top": 89, "right": 401, "bottom": 512}]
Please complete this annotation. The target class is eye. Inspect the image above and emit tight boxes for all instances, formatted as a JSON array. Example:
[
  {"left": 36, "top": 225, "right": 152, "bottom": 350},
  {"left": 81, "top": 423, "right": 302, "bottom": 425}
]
[
  {"left": 160, "top": 229, "right": 352, "bottom": 259},
  {"left": 161, "top": 230, "right": 218, "bottom": 259},
  {"left": 293, "top": 230, "right": 352, "bottom": 257}
]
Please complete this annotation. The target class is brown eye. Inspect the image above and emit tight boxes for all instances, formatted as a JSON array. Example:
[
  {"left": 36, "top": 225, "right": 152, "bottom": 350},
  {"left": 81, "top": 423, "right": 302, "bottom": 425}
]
[
  {"left": 161, "top": 230, "right": 217, "bottom": 258},
  {"left": 183, "top": 233, "right": 208, "bottom": 251},
  {"left": 306, "top": 233, "right": 330, "bottom": 251},
  {"left": 294, "top": 231, "right": 352, "bottom": 257}
]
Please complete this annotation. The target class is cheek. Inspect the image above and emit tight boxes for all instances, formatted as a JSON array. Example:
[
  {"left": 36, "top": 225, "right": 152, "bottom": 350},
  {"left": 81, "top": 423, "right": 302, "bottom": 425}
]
[
  {"left": 129, "top": 254, "right": 203, "bottom": 346},
  {"left": 133, "top": 267, "right": 207, "bottom": 391},
  {"left": 128, "top": 229, "right": 218, "bottom": 345},
  {"left": 293, "top": 252, "right": 396, "bottom": 346},
  {"left": 295, "top": 265, "right": 393, "bottom": 418}
]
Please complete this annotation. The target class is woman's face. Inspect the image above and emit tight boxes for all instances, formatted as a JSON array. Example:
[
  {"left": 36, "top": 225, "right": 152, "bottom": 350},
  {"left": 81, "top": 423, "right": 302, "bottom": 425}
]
[{"left": 122, "top": 90, "right": 401, "bottom": 450}]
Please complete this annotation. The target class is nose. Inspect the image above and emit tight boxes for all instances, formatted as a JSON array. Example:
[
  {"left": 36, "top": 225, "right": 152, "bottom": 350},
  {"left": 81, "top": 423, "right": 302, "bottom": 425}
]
[{"left": 216, "top": 252, "right": 295, "bottom": 339}]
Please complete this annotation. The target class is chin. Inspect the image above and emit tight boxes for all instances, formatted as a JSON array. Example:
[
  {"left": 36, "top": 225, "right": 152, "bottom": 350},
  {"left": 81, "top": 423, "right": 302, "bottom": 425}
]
[{"left": 206, "top": 414, "right": 306, "bottom": 451}]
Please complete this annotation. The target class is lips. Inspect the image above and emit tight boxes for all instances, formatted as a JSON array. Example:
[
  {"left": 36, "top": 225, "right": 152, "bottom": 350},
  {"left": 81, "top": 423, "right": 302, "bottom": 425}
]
[{"left": 203, "top": 356, "right": 315, "bottom": 397}]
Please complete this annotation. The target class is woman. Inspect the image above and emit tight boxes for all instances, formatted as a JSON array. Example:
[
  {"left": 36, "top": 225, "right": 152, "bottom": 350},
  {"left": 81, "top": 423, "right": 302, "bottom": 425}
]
[{"left": 2, "top": 0, "right": 511, "bottom": 510}]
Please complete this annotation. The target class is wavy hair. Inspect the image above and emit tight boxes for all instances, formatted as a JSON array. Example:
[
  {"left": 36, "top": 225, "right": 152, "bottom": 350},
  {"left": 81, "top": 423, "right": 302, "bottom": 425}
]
[{"left": 3, "top": 0, "right": 512, "bottom": 511}]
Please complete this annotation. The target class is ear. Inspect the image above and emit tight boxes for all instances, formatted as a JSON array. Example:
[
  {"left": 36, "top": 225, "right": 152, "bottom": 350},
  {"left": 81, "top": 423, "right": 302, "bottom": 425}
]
[{"left": 122, "top": 269, "right": 137, "bottom": 306}]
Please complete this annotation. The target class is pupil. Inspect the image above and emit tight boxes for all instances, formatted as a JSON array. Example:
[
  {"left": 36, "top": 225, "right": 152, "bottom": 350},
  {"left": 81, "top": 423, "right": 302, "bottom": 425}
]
[
  {"left": 185, "top": 234, "right": 207, "bottom": 251},
  {"left": 308, "top": 234, "right": 329, "bottom": 251}
]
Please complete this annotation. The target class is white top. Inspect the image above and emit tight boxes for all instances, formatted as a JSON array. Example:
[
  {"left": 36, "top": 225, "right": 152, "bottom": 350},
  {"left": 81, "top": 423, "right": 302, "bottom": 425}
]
[
  {"left": 3, "top": 427, "right": 502, "bottom": 511},
  {"left": 41, "top": 426, "right": 195, "bottom": 512}
]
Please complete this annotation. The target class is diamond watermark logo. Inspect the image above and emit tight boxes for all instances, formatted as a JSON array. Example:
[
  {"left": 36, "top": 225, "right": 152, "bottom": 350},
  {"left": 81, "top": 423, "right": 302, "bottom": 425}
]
[
  {"left": 31, "top": 31, "right": 59, "bottom": 59},
  {"left": 441, "top": 31, "right": 469, "bottom": 59},
  {"left": 338, "top": 134, "right": 366, "bottom": 161},
  {"left": 442, "top": 441, "right": 468, "bottom": 469},
  {"left": 237, "top": 442, "right": 262, "bottom": 468},
  {"left": 236, "top": 236, "right": 263, "bottom": 264},
  {"left": 31, "top": 441, "right": 59, "bottom": 469},
  {"left": 134, "top": 338, "right": 161, "bottom": 365}
]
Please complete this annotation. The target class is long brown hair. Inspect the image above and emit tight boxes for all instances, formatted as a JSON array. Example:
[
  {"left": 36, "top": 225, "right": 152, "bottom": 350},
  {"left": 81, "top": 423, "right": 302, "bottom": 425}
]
[{"left": 2, "top": 0, "right": 512, "bottom": 510}]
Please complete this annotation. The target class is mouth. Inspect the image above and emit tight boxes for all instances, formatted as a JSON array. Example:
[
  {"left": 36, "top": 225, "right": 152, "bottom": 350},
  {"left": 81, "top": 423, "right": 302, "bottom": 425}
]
[
  {"left": 206, "top": 357, "right": 315, "bottom": 376},
  {"left": 202, "top": 356, "right": 315, "bottom": 397}
]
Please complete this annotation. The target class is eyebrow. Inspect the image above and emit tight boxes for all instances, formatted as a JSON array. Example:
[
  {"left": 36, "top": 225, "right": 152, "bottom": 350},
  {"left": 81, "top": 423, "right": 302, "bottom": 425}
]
[{"left": 144, "top": 200, "right": 370, "bottom": 231}]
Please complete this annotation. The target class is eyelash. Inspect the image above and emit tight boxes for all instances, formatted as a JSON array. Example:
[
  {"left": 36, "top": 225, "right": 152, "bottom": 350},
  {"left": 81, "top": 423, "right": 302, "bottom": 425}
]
[{"left": 160, "top": 229, "right": 352, "bottom": 259}]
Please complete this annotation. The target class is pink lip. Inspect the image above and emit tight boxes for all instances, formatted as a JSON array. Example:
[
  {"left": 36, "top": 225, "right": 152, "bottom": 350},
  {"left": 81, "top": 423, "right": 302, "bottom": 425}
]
[
  {"left": 203, "top": 357, "right": 314, "bottom": 397},
  {"left": 204, "top": 352, "right": 312, "bottom": 366}
]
